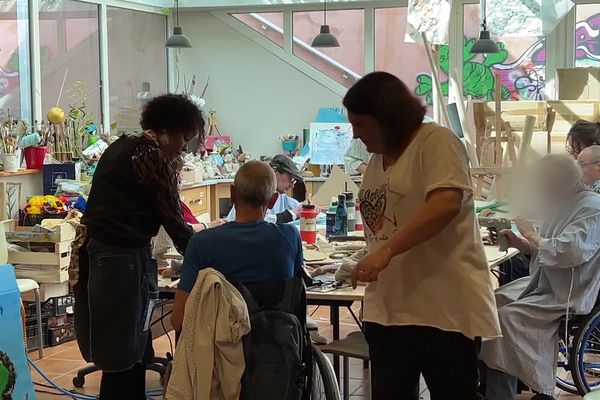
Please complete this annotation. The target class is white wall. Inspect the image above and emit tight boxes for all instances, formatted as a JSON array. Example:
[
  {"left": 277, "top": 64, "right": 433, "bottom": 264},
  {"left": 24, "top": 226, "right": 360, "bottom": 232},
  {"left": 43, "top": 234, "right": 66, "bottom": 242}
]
[{"left": 177, "top": 12, "right": 343, "bottom": 157}]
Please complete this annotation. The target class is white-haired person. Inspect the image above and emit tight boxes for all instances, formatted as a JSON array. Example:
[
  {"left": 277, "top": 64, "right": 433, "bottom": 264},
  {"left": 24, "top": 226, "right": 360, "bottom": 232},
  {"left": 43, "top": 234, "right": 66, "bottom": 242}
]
[
  {"left": 480, "top": 154, "right": 600, "bottom": 400},
  {"left": 171, "top": 160, "right": 303, "bottom": 333}
]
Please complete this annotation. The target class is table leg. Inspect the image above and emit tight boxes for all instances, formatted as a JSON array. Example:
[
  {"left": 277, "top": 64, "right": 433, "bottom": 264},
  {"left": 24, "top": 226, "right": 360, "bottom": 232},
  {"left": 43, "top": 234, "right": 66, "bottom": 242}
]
[{"left": 330, "top": 305, "right": 340, "bottom": 383}]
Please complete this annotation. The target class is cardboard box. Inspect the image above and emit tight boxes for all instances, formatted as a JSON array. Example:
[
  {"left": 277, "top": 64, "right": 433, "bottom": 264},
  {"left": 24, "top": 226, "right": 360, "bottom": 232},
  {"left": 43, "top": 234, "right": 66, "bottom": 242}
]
[
  {"left": 180, "top": 169, "right": 204, "bottom": 184},
  {"left": 558, "top": 68, "right": 600, "bottom": 100}
]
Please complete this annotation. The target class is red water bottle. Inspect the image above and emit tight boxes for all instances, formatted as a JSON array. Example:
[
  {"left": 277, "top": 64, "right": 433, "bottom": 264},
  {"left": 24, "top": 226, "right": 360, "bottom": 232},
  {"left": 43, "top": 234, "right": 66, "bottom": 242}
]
[
  {"left": 355, "top": 201, "right": 363, "bottom": 231},
  {"left": 300, "top": 204, "right": 318, "bottom": 244}
]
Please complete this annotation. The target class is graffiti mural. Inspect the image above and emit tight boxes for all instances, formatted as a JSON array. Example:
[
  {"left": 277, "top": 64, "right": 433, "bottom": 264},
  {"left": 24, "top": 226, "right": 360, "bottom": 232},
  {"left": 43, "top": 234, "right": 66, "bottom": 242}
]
[
  {"left": 414, "top": 11, "right": 600, "bottom": 104},
  {"left": 415, "top": 37, "right": 545, "bottom": 103}
]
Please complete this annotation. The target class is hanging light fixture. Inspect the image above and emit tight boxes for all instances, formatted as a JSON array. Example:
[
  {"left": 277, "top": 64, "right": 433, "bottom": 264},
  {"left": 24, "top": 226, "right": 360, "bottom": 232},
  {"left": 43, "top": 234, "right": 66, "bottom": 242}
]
[
  {"left": 471, "top": 0, "right": 499, "bottom": 54},
  {"left": 165, "top": 0, "right": 192, "bottom": 48},
  {"left": 311, "top": 0, "right": 340, "bottom": 48}
]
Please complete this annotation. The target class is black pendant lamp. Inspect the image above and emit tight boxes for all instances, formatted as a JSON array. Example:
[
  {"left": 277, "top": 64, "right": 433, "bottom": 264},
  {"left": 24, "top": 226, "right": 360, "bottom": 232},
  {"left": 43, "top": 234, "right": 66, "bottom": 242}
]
[
  {"left": 165, "top": 0, "right": 192, "bottom": 48},
  {"left": 471, "top": 0, "right": 499, "bottom": 54},
  {"left": 311, "top": 0, "right": 340, "bottom": 48}
]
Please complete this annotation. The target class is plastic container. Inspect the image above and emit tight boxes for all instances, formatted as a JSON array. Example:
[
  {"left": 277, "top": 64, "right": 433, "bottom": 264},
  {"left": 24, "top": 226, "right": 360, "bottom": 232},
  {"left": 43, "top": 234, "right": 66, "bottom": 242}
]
[
  {"left": 343, "top": 191, "right": 356, "bottom": 232},
  {"left": 24, "top": 146, "right": 47, "bottom": 169},
  {"left": 335, "top": 194, "right": 348, "bottom": 236},
  {"left": 300, "top": 204, "right": 318, "bottom": 244},
  {"left": 355, "top": 201, "right": 363, "bottom": 231},
  {"left": 2, "top": 153, "right": 19, "bottom": 172}
]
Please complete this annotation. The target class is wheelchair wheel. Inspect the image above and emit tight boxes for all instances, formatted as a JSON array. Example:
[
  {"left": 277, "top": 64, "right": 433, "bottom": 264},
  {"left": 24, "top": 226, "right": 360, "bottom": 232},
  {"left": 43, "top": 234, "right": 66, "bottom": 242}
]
[
  {"left": 311, "top": 345, "right": 341, "bottom": 400},
  {"left": 556, "top": 336, "right": 578, "bottom": 394},
  {"left": 570, "top": 308, "right": 600, "bottom": 394}
]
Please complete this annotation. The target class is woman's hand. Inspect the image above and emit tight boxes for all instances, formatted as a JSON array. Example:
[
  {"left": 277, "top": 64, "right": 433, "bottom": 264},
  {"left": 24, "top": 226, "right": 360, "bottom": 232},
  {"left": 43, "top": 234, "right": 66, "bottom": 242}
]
[
  {"left": 208, "top": 219, "right": 226, "bottom": 229},
  {"left": 498, "top": 229, "right": 531, "bottom": 255},
  {"left": 515, "top": 217, "right": 536, "bottom": 240},
  {"left": 351, "top": 248, "right": 393, "bottom": 288}
]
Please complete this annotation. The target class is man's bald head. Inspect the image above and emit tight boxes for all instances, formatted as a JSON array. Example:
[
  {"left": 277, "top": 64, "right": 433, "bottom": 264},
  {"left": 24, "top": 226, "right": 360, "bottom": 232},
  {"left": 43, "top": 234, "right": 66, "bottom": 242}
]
[
  {"left": 233, "top": 160, "right": 277, "bottom": 207},
  {"left": 577, "top": 145, "right": 600, "bottom": 185}
]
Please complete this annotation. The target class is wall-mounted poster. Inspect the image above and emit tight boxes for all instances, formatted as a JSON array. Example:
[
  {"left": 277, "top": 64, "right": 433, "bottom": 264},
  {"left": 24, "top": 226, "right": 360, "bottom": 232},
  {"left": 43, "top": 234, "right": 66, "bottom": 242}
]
[{"left": 308, "top": 123, "right": 353, "bottom": 165}]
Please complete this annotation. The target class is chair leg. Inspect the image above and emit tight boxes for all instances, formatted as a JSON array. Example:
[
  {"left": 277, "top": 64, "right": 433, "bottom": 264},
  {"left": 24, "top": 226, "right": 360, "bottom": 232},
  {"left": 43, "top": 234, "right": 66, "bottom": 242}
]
[
  {"left": 368, "top": 363, "right": 372, "bottom": 400},
  {"left": 34, "top": 288, "right": 43, "bottom": 359},
  {"left": 343, "top": 356, "right": 350, "bottom": 400}
]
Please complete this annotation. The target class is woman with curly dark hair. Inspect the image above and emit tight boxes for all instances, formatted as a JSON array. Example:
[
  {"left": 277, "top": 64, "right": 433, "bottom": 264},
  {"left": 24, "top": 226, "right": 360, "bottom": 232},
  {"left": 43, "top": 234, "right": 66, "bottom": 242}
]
[{"left": 72, "top": 94, "right": 205, "bottom": 399}]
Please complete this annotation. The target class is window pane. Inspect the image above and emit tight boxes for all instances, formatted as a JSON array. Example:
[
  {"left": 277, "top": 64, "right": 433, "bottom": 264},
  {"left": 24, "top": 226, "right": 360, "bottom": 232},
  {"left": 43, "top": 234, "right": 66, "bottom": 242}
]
[
  {"left": 575, "top": 5, "right": 600, "bottom": 67},
  {"left": 231, "top": 13, "right": 284, "bottom": 47},
  {"left": 40, "top": 1, "right": 100, "bottom": 124},
  {"left": 463, "top": 4, "right": 545, "bottom": 101},
  {"left": 293, "top": 9, "right": 364, "bottom": 88},
  {"left": 0, "top": 0, "right": 30, "bottom": 120},
  {"left": 108, "top": 7, "right": 167, "bottom": 130},
  {"left": 375, "top": 7, "right": 432, "bottom": 105}
]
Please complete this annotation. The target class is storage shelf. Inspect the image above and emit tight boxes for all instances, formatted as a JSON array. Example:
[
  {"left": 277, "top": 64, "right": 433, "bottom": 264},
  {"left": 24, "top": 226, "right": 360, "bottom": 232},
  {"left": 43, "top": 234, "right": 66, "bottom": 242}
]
[{"left": 0, "top": 169, "right": 41, "bottom": 178}]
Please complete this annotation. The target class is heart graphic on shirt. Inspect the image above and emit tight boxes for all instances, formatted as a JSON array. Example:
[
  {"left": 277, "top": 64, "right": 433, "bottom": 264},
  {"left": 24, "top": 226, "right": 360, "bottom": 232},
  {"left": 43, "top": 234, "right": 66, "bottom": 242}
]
[{"left": 360, "top": 188, "right": 387, "bottom": 233}]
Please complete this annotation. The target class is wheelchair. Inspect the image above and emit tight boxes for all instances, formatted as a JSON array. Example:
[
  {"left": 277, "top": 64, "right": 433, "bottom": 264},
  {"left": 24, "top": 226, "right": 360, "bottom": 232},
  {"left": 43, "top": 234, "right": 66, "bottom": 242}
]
[{"left": 556, "top": 303, "right": 600, "bottom": 395}]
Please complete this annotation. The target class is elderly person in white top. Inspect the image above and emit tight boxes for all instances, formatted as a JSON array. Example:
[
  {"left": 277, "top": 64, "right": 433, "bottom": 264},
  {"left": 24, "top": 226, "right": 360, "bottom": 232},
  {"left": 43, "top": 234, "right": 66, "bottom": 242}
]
[
  {"left": 480, "top": 154, "right": 600, "bottom": 400},
  {"left": 577, "top": 145, "right": 600, "bottom": 193}
]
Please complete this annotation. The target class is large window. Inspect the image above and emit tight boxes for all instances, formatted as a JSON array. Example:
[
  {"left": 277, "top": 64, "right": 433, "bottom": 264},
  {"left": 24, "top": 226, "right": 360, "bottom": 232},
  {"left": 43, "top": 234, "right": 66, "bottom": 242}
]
[
  {"left": 293, "top": 9, "right": 364, "bottom": 88},
  {"left": 462, "top": 4, "right": 545, "bottom": 102},
  {"left": 39, "top": 0, "right": 101, "bottom": 124},
  {"left": 107, "top": 7, "right": 167, "bottom": 130},
  {"left": 0, "top": 0, "right": 30, "bottom": 120},
  {"left": 575, "top": 4, "right": 600, "bottom": 68},
  {"left": 374, "top": 7, "right": 432, "bottom": 105},
  {"left": 232, "top": 13, "right": 284, "bottom": 47}
]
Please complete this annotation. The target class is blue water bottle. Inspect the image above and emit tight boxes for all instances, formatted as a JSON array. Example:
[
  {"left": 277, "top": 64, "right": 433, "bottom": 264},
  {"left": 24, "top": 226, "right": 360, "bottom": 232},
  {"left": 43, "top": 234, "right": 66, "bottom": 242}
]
[{"left": 334, "top": 194, "right": 348, "bottom": 236}]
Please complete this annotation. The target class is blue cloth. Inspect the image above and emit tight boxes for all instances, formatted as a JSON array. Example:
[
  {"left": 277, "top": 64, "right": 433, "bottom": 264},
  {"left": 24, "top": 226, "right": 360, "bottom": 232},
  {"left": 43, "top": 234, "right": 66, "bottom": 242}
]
[
  {"left": 178, "top": 221, "right": 303, "bottom": 292},
  {"left": 0, "top": 265, "right": 36, "bottom": 399}
]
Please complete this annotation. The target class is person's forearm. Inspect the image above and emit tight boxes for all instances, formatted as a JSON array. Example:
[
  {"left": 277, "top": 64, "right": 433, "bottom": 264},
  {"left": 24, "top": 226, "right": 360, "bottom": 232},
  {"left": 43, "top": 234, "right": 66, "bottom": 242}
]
[
  {"left": 383, "top": 196, "right": 461, "bottom": 258},
  {"left": 356, "top": 163, "right": 367, "bottom": 174},
  {"left": 524, "top": 234, "right": 539, "bottom": 251}
]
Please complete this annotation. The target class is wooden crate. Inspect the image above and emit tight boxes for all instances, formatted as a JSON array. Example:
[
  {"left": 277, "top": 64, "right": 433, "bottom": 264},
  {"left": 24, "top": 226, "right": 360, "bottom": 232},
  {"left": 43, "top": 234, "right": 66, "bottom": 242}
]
[
  {"left": 7, "top": 221, "right": 75, "bottom": 283},
  {"left": 14, "top": 266, "right": 68, "bottom": 284},
  {"left": 21, "top": 282, "right": 69, "bottom": 302},
  {"left": 7, "top": 222, "right": 76, "bottom": 243}
]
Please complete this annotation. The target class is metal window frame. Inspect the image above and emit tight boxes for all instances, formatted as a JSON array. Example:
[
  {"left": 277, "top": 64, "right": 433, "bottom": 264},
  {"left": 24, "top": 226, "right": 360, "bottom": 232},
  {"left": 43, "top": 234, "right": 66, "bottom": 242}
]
[
  {"left": 17, "top": 0, "right": 599, "bottom": 127},
  {"left": 24, "top": 0, "right": 167, "bottom": 127}
]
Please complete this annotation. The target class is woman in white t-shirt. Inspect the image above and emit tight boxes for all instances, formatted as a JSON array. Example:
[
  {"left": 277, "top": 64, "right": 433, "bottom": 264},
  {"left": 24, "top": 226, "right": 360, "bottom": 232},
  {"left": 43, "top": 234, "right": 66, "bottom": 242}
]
[{"left": 343, "top": 72, "right": 501, "bottom": 400}]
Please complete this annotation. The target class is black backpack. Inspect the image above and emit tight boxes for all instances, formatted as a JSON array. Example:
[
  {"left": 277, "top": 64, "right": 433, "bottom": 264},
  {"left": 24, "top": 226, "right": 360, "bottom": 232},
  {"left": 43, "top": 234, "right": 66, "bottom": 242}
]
[{"left": 232, "top": 275, "right": 313, "bottom": 400}]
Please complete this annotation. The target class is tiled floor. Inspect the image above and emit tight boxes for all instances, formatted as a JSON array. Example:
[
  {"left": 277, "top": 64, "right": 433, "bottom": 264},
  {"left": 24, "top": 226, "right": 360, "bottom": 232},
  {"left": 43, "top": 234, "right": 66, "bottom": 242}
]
[{"left": 29, "top": 303, "right": 582, "bottom": 399}]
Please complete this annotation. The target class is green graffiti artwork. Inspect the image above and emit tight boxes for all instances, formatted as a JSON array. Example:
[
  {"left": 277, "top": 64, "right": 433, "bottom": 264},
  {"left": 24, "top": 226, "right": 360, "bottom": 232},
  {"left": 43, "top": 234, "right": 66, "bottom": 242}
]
[
  {"left": 415, "top": 37, "right": 511, "bottom": 104},
  {"left": 0, "top": 351, "right": 16, "bottom": 400}
]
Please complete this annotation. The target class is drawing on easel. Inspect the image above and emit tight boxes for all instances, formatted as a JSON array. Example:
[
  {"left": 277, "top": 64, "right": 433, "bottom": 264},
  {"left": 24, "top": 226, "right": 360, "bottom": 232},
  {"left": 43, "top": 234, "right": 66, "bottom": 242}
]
[
  {"left": 407, "top": 0, "right": 452, "bottom": 44},
  {"left": 308, "top": 123, "right": 353, "bottom": 165}
]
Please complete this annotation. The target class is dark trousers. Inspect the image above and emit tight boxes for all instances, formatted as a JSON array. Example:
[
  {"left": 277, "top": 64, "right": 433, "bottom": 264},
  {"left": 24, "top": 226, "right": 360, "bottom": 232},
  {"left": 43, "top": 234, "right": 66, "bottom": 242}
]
[
  {"left": 99, "top": 362, "right": 146, "bottom": 400},
  {"left": 79, "top": 239, "right": 157, "bottom": 399},
  {"left": 364, "top": 322, "right": 479, "bottom": 400}
]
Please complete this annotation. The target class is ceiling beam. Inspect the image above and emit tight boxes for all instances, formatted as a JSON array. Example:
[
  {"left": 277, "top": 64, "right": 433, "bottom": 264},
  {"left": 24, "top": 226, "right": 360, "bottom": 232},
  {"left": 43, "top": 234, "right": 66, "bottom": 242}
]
[{"left": 178, "top": 0, "right": 403, "bottom": 12}]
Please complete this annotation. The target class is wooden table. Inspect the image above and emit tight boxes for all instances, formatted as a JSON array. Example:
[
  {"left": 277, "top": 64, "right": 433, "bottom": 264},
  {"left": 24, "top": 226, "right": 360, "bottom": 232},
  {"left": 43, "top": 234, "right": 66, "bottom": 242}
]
[{"left": 306, "top": 245, "right": 519, "bottom": 342}]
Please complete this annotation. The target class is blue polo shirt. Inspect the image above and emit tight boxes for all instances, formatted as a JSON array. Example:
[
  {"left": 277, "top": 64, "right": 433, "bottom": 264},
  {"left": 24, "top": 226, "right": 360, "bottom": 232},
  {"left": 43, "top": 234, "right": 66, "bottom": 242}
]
[{"left": 178, "top": 220, "right": 303, "bottom": 292}]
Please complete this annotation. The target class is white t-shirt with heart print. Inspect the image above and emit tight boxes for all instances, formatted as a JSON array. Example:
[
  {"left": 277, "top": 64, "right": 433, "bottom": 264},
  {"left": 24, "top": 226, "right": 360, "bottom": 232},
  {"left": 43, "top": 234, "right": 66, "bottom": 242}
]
[{"left": 358, "top": 123, "right": 501, "bottom": 339}]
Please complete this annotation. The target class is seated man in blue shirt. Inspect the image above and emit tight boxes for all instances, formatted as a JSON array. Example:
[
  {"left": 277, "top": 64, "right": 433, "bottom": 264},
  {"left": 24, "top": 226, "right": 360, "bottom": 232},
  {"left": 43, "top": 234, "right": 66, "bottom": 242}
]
[
  {"left": 226, "top": 154, "right": 303, "bottom": 224},
  {"left": 171, "top": 160, "right": 303, "bottom": 332}
]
